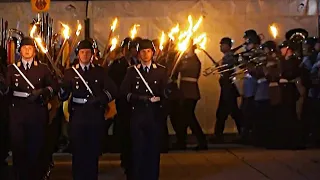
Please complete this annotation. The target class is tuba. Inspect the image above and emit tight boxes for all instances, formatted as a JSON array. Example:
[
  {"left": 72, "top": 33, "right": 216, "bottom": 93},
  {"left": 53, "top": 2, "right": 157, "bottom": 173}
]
[{"left": 6, "top": 28, "right": 24, "bottom": 64}]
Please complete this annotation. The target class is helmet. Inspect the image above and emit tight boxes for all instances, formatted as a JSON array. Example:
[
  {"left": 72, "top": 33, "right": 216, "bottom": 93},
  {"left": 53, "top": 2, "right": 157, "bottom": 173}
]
[
  {"left": 220, "top": 37, "right": 233, "bottom": 47},
  {"left": 19, "top": 37, "right": 35, "bottom": 52},
  {"left": 137, "top": 39, "right": 156, "bottom": 53},
  {"left": 75, "top": 39, "right": 94, "bottom": 55}
]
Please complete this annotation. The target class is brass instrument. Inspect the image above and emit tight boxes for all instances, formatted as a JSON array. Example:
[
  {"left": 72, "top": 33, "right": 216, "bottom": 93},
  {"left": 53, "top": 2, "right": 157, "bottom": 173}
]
[{"left": 6, "top": 28, "right": 24, "bottom": 64}]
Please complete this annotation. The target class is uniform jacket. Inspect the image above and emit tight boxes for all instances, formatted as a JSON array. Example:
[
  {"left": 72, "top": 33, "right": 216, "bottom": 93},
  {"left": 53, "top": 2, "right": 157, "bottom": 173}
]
[
  {"left": 120, "top": 63, "right": 168, "bottom": 110},
  {"left": 60, "top": 63, "right": 117, "bottom": 108}
]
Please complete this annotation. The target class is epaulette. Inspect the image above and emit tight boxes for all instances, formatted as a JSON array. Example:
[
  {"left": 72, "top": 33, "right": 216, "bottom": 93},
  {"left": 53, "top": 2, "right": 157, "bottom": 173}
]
[
  {"left": 152, "top": 63, "right": 157, "bottom": 69},
  {"left": 155, "top": 63, "right": 166, "bottom": 68}
]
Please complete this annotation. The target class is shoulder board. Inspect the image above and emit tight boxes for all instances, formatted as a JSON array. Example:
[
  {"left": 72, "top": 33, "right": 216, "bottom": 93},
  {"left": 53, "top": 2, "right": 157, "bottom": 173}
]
[{"left": 155, "top": 63, "right": 166, "bottom": 68}]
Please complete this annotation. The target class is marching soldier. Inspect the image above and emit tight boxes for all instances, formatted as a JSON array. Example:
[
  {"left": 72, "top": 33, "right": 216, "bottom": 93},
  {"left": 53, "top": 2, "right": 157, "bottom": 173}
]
[
  {"left": 59, "top": 39, "right": 117, "bottom": 180},
  {"left": 240, "top": 34, "right": 260, "bottom": 143},
  {"left": 120, "top": 39, "right": 169, "bottom": 180},
  {"left": 300, "top": 37, "right": 318, "bottom": 144},
  {"left": 2, "top": 37, "right": 57, "bottom": 180},
  {"left": 278, "top": 40, "right": 302, "bottom": 148},
  {"left": 308, "top": 56, "right": 320, "bottom": 146},
  {"left": 174, "top": 42, "right": 207, "bottom": 150},
  {"left": 214, "top": 37, "right": 242, "bottom": 142}
]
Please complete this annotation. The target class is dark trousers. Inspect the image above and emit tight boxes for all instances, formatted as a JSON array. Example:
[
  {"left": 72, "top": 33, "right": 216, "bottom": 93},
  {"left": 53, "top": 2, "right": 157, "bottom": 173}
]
[
  {"left": 9, "top": 103, "right": 48, "bottom": 180},
  {"left": 130, "top": 106, "right": 162, "bottom": 180},
  {"left": 308, "top": 98, "right": 320, "bottom": 144},
  {"left": 166, "top": 99, "right": 180, "bottom": 147},
  {"left": 272, "top": 83, "right": 300, "bottom": 149},
  {"left": 241, "top": 97, "right": 254, "bottom": 139},
  {"left": 115, "top": 99, "right": 132, "bottom": 172},
  {"left": 178, "top": 99, "right": 206, "bottom": 146},
  {"left": 215, "top": 93, "right": 242, "bottom": 137},
  {"left": 253, "top": 100, "right": 271, "bottom": 146},
  {"left": 70, "top": 105, "right": 105, "bottom": 180},
  {"left": 41, "top": 105, "right": 63, "bottom": 174}
]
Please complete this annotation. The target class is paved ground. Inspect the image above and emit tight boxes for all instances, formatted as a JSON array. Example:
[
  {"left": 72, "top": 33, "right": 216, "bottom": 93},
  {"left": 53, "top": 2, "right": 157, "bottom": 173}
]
[{"left": 47, "top": 147, "right": 320, "bottom": 180}]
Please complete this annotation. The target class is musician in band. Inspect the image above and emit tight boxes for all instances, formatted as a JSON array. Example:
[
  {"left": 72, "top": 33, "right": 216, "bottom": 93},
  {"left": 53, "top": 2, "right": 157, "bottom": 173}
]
[
  {"left": 120, "top": 39, "right": 169, "bottom": 179},
  {"left": 214, "top": 37, "right": 242, "bottom": 142},
  {"left": 252, "top": 42, "right": 273, "bottom": 146},
  {"left": 307, "top": 51, "right": 320, "bottom": 146},
  {"left": 300, "top": 37, "right": 319, "bottom": 144},
  {"left": 1, "top": 37, "right": 57, "bottom": 180},
  {"left": 277, "top": 40, "right": 302, "bottom": 148},
  {"left": 240, "top": 34, "right": 261, "bottom": 143},
  {"left": 59, "top": 39, "right": 117, "bottom": 180}
]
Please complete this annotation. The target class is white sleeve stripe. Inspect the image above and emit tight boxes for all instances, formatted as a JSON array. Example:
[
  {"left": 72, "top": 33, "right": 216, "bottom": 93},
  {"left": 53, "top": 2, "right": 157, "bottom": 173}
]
[
  {"left": 103, "top": 90, "right": 112, "bottom": 101},
  {"left": 127, "top": 93, "right": 132, "bottom": 102}
]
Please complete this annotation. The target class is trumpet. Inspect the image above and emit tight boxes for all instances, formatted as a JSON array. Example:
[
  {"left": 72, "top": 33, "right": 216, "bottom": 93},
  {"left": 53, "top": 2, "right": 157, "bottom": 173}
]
[{"left": 203, "top": 64, "right": 228, "bottom": 76}]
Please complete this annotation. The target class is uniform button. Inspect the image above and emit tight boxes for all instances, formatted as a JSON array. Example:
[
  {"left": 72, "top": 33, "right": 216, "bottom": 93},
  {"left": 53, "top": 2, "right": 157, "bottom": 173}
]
[
  {"left": 27, "top": 86, "right": 29, "bottom": 89},
  {"left": 87, "top": 95, "right": 90, "bottom": 98},
  {"left": 12, "top": 104, "right": 14, "bottom": 107},
  {"left": 146, "top": 89, "right": 148, "bottom": 92}
]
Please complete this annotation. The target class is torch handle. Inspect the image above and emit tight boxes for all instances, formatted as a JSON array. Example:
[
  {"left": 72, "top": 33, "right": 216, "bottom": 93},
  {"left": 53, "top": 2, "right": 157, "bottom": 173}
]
[
  {"left": 102, "top": 30, "right": 113, "bottom": 59},
  {"left": 46, "top": 52, "right": 64, "bottom": 78},
  {"left": 54, "top": 40, "right": 68, "bottom": 67}
]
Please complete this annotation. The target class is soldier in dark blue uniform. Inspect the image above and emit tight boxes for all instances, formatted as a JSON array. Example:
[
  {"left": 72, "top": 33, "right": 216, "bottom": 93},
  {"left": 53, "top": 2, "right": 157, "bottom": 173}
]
[
  {"left": 120, "top": 39, "right": 169, "bottom": 180},
  {"left": 214, "top": 37, "right": 242, "bottom": 142},
  {"left": 59, "top": 40, "right": 117, "bottom": 180},
  {"left": 2, "top": 37, "right": 57, "bottom": 180},
  {"left": 278, "top": 40, "right": 302, "bottom": 148},
  {"left": 308, "top": 56, "right": 320, "bottom": 146},
  {"left": 174, "top": 42, "right": 207, "bottom": 150},
  {"left": 240, "top": 34, "right": 260, "bottom": 143}
]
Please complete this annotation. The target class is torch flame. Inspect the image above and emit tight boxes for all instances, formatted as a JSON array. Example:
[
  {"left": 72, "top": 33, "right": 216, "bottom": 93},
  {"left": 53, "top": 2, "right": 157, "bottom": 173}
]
[
  {"left": 159, "top": 31, "right": 166, "bottom": 51},
  {"left": 61, "top": 23, "right": 70, "bottom": 39},
  {"left": 34, "top": 37, "right": 48, "bottom": 54},
  {"left": 193, "top": 33, "right": 207, "bottom": 50},
  {"left": 76, "top": 21, "right": 82, "bottom": 36},
  {"left": 269, "top": 24, "right": 278, "bottom": 39},
  {"left": 111, "top": 18, "right": 118, "bottom": 31},
  {"left": 130, "top": 24, "right": 140, "bottom": 39},
  {"left": 192, "top": 16, "right": 203, "bottom": 32},
  {"left": 177, "top": 15, "right": 203, "bottom": 52},
  {"left": 29, "top": 24, "right": 37, "bottom": 38},
  {"left": 168, "top": 24, "right": 179, "bottom": 41},
  {"left": 110, "top": 37, "right": 118, "bottom": 52}
]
